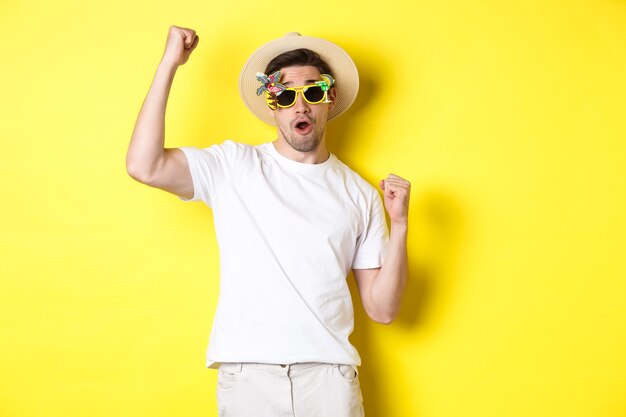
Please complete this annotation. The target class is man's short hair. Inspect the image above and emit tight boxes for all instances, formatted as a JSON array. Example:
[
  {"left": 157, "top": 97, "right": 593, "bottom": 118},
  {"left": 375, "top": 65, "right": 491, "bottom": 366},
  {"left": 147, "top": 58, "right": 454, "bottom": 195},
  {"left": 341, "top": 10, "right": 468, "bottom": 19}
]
[{"left": 264, "top": 48, "right": 333, "bottom": 78}]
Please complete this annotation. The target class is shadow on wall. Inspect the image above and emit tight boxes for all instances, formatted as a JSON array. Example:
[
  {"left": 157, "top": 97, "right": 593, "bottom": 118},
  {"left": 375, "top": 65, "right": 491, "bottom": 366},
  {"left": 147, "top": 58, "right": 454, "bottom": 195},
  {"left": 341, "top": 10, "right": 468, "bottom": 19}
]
[{"left": 397, "top": 190, "right": 466, "bottom": 330}]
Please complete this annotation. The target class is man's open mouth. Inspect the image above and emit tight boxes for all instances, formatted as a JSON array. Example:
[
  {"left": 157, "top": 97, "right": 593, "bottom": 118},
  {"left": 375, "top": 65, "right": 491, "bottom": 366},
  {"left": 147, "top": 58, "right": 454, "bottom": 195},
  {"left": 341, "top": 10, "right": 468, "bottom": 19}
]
[{"left": 294, "top": 120, "right": 313, "bottom": 134}]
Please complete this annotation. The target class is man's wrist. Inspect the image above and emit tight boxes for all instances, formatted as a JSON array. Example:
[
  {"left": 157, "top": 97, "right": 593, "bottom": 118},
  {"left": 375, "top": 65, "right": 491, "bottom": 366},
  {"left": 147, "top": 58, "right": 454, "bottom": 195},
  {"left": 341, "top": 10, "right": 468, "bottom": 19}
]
[
  {"left": 158, "top": 58, "right": 179, "bottom": 73},
  {"left": 390, "top": 221, "right": 408, "bottom": 231}
]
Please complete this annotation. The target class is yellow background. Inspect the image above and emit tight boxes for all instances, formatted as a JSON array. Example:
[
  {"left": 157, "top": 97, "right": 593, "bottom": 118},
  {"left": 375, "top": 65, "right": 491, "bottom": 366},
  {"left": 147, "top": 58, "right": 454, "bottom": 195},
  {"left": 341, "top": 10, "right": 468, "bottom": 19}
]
[{"left": 1, "top": 0, "right": 625, "bottom": 416}]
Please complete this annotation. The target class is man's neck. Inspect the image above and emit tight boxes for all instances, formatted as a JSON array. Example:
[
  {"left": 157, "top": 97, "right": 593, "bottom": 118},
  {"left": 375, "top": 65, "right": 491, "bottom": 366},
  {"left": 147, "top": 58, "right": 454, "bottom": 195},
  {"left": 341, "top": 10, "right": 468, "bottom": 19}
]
[{"left": 272, "top": 138, "right": 330, "bottom": 164}]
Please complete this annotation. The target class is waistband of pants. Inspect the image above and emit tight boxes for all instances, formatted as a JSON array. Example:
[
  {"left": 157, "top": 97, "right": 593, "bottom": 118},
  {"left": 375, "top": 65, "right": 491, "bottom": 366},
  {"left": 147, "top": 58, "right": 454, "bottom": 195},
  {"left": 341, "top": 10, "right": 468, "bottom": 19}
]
[{"left": 218, "top": 362, "right": 357, "bottom": 375}]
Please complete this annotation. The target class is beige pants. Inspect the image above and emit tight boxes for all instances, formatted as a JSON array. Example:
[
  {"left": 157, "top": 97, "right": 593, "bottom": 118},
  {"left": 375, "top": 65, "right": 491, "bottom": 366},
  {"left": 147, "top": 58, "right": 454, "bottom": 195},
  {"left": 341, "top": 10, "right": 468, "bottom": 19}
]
[{"left": 216, "top": 362, "right": 364, "bottom": 417}]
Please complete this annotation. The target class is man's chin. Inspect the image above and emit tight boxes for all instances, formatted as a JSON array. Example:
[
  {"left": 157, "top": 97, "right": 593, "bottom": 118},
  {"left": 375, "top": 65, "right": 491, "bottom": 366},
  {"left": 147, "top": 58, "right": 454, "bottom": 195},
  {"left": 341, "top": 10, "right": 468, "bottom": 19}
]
[{"left": 288, "top": 137, "right": 320, "bottom": 153}]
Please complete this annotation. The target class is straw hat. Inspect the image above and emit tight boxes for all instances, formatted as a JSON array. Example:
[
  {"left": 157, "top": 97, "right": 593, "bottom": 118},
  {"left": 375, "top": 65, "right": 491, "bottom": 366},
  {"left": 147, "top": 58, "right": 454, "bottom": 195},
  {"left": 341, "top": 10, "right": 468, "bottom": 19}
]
[{"left": 239, "top": 32, "right": 359, "bottom": 126}]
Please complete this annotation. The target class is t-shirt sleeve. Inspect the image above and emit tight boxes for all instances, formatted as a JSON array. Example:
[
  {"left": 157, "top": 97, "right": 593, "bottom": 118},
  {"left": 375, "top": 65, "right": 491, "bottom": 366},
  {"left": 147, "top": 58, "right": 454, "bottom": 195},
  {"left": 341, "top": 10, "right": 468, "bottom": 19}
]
[
  {"left": 352, "top": 190, "right": 389, "bottom": 269},
  {"left": 176, "top": 139, "right": 240, "bottom": 207}
]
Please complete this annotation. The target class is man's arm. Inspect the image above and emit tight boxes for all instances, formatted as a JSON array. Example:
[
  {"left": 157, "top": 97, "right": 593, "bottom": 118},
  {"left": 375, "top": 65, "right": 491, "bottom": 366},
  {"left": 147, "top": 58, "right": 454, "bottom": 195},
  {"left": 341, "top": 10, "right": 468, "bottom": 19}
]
[
  {"left": 353, "top": 174, "right": 411, "bottom": 324},
  {"left": 126, "top": 25, "right": 199, "bottom": 199}
]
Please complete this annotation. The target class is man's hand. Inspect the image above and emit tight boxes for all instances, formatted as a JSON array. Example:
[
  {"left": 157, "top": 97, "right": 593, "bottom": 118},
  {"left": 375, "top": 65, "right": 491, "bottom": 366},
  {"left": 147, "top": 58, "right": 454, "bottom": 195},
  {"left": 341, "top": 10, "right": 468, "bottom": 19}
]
[
  {"left": 161, "top": 25, "right": 199, "bottom": 68},
  {"left": 379, "top": 174, "right": 411, "bottom": 225}
]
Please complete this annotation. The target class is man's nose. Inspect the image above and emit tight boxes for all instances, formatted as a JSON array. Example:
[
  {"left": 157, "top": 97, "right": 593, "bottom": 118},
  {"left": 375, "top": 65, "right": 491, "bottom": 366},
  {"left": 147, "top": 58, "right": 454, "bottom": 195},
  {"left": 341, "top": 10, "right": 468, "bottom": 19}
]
[{"left": 294, "top": 91, "right": 310, "bottom": 113}]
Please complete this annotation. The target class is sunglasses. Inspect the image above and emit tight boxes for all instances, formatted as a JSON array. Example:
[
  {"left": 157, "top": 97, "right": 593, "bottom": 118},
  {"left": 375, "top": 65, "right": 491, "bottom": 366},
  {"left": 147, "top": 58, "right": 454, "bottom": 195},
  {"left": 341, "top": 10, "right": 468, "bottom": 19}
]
[
  {"left": 268, "top": 82, "right": 332, "bottom": 108},
  {"left": 258, "top": 72, "right": 336, "bottom": 110}
]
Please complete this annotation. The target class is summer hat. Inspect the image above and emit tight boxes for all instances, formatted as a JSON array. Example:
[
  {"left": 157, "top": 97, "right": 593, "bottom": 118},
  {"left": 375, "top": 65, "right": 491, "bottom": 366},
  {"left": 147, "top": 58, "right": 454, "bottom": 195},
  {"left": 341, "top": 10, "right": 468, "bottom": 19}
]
[{"left": 239, "top": 32, "right": 359, "bottom": 126}]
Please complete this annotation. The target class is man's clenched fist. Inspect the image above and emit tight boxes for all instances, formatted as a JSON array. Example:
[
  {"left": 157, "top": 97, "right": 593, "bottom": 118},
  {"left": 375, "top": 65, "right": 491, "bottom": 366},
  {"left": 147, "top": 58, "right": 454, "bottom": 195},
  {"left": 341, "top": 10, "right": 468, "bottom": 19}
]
[
  {"left": 379, "top": 174, "right": 411, "bottom": 225},
  {"left": 161, "top": 25, "right": 199, "bottom": 67}
]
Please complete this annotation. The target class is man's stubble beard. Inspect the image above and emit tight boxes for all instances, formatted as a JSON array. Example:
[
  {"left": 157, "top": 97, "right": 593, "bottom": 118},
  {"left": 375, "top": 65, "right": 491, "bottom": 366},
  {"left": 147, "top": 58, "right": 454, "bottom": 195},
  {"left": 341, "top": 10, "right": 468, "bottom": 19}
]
[{"left": 279, "top": 122, "right": 325, "bottom": 153}]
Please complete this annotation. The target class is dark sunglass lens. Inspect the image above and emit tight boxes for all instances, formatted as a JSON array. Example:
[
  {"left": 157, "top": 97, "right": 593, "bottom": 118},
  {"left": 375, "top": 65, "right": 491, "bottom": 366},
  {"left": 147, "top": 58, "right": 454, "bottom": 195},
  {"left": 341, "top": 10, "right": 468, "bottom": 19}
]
[
  {"left": 276, "top": 90, "right": 296, "bottom": 106},
  {"left": 304, "top": 86, "right": 325, "bottom": 103}
]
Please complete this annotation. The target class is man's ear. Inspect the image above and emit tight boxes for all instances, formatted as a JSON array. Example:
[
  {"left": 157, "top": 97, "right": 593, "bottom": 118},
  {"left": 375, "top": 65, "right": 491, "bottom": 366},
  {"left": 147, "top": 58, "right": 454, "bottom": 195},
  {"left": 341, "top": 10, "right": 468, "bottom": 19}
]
[{"left": 327, "top": 87, "right": 337, "bottom": 111}]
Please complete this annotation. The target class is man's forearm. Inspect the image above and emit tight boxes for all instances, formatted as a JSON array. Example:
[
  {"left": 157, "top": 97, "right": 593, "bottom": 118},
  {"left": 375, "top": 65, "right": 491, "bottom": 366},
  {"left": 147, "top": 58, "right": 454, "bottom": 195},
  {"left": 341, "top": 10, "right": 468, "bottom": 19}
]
[
  {"left": 370, "top": 222, "right": 408, "bottom": 323},
  {"left": 126, "top": 59, "right": 178, "bottom": 182}
]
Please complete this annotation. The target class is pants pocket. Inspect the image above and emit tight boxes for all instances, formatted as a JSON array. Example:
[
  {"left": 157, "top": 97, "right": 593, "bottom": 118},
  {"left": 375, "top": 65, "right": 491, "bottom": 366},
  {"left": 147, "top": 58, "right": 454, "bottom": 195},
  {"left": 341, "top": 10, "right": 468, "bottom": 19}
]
[
  {"left": 336, "top": 364, "right": 359, "bottom": 382},
  {"left": 217, "top": 362, "right": 243, "bottom": 390}
]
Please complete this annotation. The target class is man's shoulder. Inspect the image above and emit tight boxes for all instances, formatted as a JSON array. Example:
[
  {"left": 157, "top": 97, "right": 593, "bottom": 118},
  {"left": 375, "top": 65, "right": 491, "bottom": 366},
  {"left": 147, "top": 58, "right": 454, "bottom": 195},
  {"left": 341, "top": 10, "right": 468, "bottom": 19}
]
[
  {"left": 178, "top": 140, "right": 263, "bottom": 173},
  {"left": 221, "top": 140, "right": 271, "bottom": 156},
  {"left": 213, "top": 139, "right": 254, "bottom": 151},
  {"left": 186, "top": 139, "right": 257, "bottom": 157},
  {"left": 332, "top": 156, "right": 379, "bottom": 197}
]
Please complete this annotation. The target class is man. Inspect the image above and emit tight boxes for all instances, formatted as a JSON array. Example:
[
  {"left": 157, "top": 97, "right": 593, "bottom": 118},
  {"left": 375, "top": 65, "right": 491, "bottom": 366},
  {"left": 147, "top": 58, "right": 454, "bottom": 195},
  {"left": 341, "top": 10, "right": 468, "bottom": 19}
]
[{"left": 126, "top": 25, "right": 410, "bottom": 417}]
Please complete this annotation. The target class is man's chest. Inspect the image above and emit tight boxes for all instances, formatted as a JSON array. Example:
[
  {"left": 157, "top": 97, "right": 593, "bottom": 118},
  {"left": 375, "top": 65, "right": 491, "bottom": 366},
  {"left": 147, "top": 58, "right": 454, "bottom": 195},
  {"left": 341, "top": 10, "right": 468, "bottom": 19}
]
[{"left": 214, "top": 171, "right": 365, "bottom": 256}]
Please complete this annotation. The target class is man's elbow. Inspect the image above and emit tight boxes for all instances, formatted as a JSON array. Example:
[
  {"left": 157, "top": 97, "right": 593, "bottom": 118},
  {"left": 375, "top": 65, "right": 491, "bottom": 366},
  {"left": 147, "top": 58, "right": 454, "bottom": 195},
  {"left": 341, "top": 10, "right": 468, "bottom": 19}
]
[
  {"left": 368, "top": 310, "right": 397, "bottom": 325},
  {"left": 127, "top": 169, "right": 152, "bottom": 186},
  {"left": 126, "top": 157, "right": 154, "bottom": 185}
]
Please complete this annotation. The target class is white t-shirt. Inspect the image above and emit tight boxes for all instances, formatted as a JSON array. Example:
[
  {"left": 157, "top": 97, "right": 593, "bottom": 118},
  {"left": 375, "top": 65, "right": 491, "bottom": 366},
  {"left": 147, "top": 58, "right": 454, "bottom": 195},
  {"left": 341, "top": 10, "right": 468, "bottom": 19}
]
[{"left": 178, "top": 140, "right": 389, "bottom": 369}]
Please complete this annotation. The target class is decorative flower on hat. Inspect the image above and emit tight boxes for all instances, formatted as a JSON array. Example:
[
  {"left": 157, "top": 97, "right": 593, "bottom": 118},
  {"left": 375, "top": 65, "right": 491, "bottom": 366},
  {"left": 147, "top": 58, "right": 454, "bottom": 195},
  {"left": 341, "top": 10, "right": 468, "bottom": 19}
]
[{"left": 255, "top": 71, "right": 286, "bottom": 110}]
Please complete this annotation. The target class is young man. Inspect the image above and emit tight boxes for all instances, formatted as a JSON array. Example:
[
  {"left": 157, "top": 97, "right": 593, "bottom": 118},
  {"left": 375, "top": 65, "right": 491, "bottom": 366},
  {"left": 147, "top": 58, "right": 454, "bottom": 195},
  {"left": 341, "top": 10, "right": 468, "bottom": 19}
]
[{"left": 126, "top": 26, "right": 410, "bottom": 417}]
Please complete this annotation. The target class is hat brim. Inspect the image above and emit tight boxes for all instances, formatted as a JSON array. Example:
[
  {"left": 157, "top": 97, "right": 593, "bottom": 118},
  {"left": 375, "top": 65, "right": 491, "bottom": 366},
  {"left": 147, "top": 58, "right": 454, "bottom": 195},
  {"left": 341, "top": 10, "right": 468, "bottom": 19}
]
[{"left": 239, "top": 33, "right": 359, "bottom": 126}]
